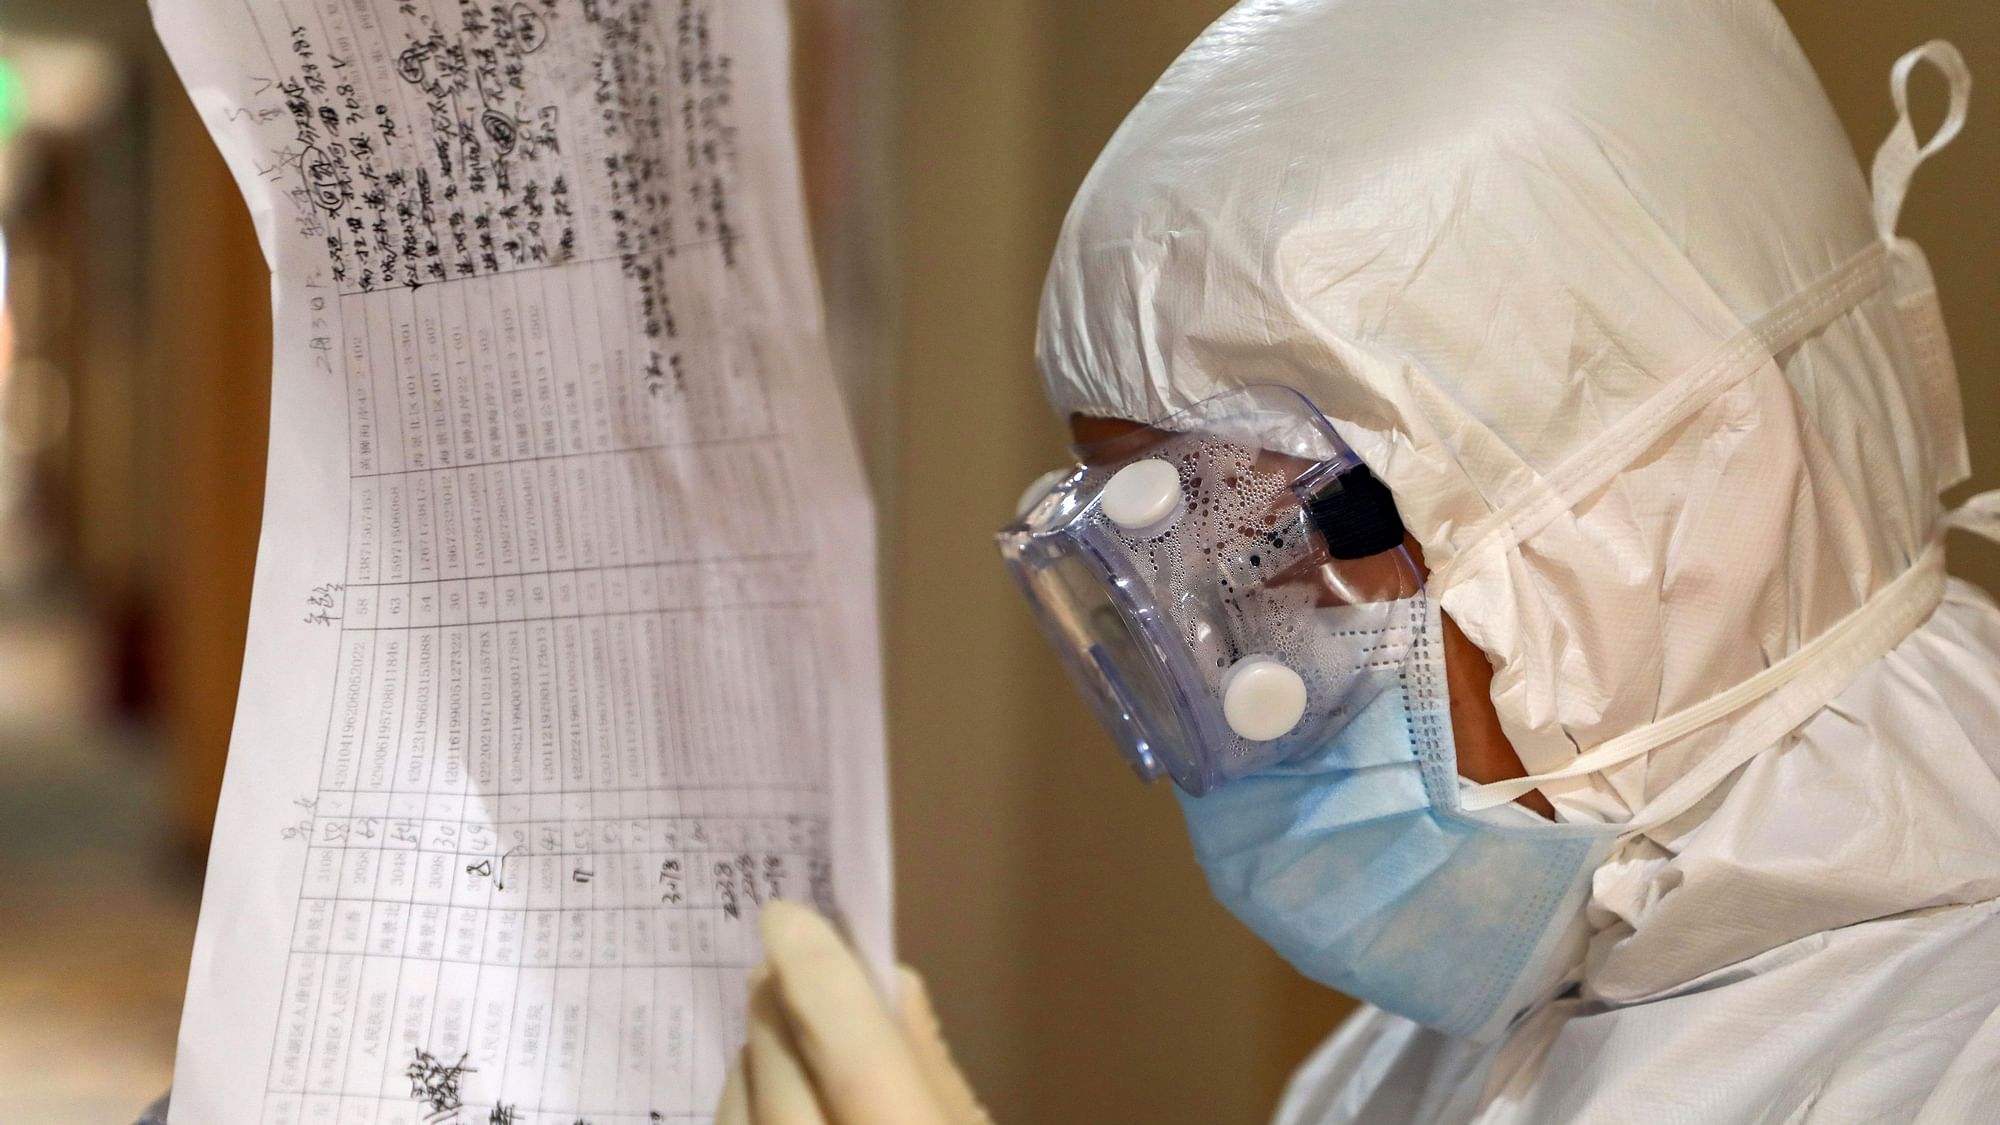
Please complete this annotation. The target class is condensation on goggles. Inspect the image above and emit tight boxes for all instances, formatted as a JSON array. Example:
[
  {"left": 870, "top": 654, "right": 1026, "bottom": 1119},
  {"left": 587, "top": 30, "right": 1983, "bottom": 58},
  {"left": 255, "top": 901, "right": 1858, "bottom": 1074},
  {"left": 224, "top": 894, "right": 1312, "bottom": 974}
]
[{"left": 996, "top": 385, "right": 1422, "bottom": 796}]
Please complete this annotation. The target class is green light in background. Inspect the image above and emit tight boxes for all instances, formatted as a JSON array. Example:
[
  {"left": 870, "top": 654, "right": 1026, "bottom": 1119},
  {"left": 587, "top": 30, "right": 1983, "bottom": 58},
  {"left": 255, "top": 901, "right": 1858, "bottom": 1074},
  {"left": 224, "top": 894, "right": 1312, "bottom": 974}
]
[{"left": 0, "top": 57, "right": 20, "bottom": 142}]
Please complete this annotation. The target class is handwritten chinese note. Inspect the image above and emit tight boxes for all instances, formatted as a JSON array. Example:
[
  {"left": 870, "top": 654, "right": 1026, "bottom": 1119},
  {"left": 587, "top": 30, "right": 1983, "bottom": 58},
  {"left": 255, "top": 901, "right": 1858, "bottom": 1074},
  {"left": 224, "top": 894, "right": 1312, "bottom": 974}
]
[{"left": 151, "top": 1, "right": 891, "bottom": 1121}]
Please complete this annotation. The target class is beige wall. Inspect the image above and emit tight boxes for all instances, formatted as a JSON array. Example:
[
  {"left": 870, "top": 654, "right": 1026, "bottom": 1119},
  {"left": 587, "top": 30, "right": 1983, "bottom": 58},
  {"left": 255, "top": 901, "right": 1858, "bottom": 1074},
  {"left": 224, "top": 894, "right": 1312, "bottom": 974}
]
[
  {"left": 886, "top": 5, "right": 1324, "bottom": 1122},
  {"left": 886, "top": 4, "right": 2000, "bottom": 1123}
]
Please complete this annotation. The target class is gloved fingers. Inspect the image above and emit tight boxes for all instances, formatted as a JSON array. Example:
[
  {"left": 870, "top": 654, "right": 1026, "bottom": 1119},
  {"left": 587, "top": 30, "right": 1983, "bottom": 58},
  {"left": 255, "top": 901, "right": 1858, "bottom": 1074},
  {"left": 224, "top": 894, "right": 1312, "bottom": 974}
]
[
  {"left": 759, "top": 899, "right": 948, "bottom": 1125},
  {"left": 745, "top": 962, "right": 832, "bottom": 1125},
  {"left": 716, "top": 1050, "right": 752, "bottom": 1125},
  {"left": 893, "top": 965, "right": 995, "bottom": 1125}
]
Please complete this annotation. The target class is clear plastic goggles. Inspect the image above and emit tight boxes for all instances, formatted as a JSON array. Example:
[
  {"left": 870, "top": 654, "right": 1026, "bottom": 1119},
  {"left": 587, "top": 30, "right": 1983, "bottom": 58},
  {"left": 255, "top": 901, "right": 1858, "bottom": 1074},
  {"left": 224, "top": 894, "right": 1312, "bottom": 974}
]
[{"left": 997, "top": 386, "right": 1424, "bottom": 796}]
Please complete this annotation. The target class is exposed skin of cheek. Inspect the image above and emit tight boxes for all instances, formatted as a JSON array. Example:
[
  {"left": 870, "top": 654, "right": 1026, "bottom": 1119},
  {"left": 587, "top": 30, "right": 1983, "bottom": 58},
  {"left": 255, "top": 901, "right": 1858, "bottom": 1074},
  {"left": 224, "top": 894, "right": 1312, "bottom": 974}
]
[{"left": 1071, "top": 414, "right": 1554, "bottom": 820}]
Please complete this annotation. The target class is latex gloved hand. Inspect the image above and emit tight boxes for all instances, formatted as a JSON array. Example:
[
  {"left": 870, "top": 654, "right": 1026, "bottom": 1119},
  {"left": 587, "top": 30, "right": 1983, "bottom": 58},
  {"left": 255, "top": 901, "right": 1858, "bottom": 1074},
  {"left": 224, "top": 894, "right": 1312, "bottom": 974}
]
[{"left": 716, "top": 899, "right": 992, "bottom": 1125}]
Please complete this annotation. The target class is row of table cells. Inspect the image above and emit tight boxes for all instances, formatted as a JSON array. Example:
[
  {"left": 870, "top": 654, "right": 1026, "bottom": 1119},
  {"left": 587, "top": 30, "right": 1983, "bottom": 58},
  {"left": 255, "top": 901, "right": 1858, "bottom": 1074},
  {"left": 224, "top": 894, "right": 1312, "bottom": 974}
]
[
  {"left": 264, "top": 956, "right": 743, "bottom": 1114},
  {"left": 287, "top": 858, "right": 797, "bottom": 964},
  {"left": 293, "top": 803, "right": 828, "bottom": 911},
  {"left": 344, "top": 445, "right": 799, "bottom": 586},
  {"left": 340, "top": 263, "right": 770, "bottom": 480},
  {"left": 313, "top": 599, "right": 824, "bottom": 794},
  {"left": 336, "top": 558, "right": 806, "bottom": 626}
]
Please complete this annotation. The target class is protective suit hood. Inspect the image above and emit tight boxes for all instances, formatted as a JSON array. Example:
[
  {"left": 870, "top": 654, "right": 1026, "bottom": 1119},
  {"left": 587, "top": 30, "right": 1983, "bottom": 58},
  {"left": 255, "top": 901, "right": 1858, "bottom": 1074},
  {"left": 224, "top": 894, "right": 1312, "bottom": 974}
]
[
  {"left": 1042, "top": 0, "right": 1959, "bottom": 820},
  {"left": 1039, "top": 2, "right": 2000, "bottom": 1114}
]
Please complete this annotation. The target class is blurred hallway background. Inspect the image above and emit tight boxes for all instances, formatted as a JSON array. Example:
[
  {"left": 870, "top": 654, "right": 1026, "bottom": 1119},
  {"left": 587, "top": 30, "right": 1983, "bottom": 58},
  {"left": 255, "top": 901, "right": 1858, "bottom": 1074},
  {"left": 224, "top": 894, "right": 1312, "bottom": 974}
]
[
  {"left": 0, "top": 612, "right": 195, "bottom": 1120},
  {"left": 0, "top": 1, "right": 1992, "bottom": 1121}
]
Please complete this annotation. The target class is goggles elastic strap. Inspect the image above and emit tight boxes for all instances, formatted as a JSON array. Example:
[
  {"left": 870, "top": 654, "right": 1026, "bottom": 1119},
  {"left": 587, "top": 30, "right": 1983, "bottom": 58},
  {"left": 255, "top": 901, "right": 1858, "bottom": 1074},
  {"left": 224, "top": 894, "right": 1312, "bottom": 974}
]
[
  {"left": 1438, "top": 41, "right": 1970, "bottom": 601},
  {"left": 1430, "top": 239, "right": 1892, "bottom": 599}
]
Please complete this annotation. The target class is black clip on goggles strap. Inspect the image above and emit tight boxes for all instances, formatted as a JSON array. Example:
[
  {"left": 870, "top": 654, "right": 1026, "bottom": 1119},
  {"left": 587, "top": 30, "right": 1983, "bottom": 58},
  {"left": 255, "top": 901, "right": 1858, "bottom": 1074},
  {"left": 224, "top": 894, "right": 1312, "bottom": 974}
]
[{"left": 1305, "top": 465, "right": 1407, "bottom": 560}]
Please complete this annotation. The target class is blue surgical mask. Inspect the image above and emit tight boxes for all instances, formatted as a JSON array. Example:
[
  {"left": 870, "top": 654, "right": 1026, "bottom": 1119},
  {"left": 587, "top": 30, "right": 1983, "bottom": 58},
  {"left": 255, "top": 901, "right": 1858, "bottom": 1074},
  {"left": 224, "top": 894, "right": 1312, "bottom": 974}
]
[{"left": 1177, "top": 591, "right": 1618, "bottom": 1040}]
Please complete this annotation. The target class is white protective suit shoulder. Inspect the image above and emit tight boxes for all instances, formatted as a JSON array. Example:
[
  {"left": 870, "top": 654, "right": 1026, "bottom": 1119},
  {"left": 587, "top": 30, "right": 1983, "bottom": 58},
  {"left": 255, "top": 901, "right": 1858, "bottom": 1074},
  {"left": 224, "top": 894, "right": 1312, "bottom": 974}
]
[{"left": 1036, "top": 1, "right": 2000, "bottom": 1121}]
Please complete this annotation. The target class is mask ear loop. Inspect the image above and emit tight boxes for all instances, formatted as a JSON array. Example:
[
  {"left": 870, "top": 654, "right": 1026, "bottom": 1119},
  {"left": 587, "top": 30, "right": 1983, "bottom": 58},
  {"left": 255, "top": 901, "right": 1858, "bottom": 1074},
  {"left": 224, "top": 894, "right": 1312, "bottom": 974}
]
[
  {"left": 1459, "top": 540, "right": 1949, "bottom": 831},
  {"left": 1871, "top": 40, "right": 1971, "bottom": 241}
]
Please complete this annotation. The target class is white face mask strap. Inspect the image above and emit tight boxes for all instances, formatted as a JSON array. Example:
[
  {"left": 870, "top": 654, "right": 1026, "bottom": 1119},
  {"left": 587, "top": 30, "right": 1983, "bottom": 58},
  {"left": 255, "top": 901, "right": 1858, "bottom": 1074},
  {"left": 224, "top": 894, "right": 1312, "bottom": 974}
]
[
  {"left": 1945, "top": 490, "right": 2000, "bottom": 542},
  {"left": 1620, "top": 548, "right": 1945, "bottom": 838},
  {"left": 1460, "top": 540, "right": 1949, "bottom": 820},
  {"left": 1872, "top": 40, "right": 1972, "bottom": 241}
]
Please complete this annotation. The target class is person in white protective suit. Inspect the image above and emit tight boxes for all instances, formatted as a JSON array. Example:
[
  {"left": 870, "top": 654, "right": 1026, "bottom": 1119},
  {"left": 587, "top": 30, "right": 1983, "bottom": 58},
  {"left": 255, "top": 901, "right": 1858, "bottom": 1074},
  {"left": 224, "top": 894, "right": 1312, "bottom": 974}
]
[{"left": 719, "top": 1, "right": 2000, "bottom": 1122}]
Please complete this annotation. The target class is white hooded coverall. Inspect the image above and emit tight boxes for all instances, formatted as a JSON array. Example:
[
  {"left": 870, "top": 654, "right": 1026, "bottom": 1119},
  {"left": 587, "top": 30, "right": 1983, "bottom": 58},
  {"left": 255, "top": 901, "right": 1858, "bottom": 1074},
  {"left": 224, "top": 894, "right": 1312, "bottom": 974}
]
[{"left": 1036, "top": 1, "right": 2000, "bottom": 1120}]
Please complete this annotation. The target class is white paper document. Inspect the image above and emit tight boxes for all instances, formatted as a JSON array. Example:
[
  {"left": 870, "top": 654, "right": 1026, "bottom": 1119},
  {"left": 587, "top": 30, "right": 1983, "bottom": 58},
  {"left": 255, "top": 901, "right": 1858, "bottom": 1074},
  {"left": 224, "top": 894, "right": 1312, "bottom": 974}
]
[{"left": 151, "top": 1, "right": 891, "bottom": 1120}]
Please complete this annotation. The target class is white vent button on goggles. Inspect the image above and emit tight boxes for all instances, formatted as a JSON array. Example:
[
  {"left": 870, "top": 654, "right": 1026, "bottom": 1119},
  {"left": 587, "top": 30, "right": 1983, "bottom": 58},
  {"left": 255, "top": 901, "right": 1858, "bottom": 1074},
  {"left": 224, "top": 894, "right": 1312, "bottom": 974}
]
[
  {"left": 1221, "top": 656, "right": 1308, "bottom": 741},
  {"left": 1100, "top": 458, "right": 1183, "bottom": 531}
]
